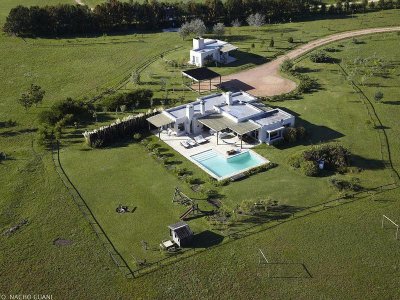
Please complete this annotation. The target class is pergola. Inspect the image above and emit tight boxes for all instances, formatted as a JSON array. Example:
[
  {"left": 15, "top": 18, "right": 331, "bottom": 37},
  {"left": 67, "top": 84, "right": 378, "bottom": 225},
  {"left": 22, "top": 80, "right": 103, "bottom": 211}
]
[
  {"left": 181, "top": 67, "right": 221, "bottom": 94},
  {"left": 198, "top": 114, "right": 260, "bottom": 148},
  {"left": 147, "top": 113, "right": 174, "bottom": 138}
]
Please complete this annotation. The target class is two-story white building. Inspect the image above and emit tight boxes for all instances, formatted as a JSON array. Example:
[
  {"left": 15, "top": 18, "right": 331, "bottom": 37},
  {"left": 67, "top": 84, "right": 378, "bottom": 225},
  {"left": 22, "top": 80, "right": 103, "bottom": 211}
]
[
  {"left": 189, "top": 37, "right": 238, "bottom": 67},
  {"left": 147, "top": 91, "right": 295, "bottom": 145}
]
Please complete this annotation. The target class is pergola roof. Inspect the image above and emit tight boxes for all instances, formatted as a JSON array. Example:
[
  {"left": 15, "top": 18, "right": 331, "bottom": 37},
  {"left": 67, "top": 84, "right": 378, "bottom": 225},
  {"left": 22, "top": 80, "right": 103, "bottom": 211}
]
[
  {"left": 182, "top": 67, "right": 221, "bottom": 82},
  {"left": 220, "top": 44, "right": 238, "bottom": 53},
  {"left": 147, "top": 113, "right": 174, "bottom": 128},
  {"left": 198, "top": 114, "right": 260, "bottom": 135}
]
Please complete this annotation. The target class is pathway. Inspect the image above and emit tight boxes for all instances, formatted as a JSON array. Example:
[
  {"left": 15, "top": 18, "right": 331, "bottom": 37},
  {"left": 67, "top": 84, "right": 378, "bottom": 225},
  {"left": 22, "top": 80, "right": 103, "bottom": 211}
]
[{"left": 221, "top": 26, "right": 400, "bottom": 96}]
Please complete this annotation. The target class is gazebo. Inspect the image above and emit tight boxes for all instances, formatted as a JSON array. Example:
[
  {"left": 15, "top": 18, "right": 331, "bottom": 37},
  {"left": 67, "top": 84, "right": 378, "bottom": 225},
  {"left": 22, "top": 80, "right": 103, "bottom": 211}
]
[
  {"left": 181, "top": 67, "right": 221, "bottom": 94},
  {"left": 197, "top": 114, "right": 260, "bottom": 149}
]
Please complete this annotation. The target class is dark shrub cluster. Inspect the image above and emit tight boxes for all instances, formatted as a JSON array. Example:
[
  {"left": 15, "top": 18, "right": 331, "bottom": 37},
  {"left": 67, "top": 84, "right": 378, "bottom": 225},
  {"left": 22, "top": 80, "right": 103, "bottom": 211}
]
[
  {"left": 329, "top": 177, "right": 363, "bottom": 192},
  {"left": 38, "top": 98, "right": 94, "bottom": 126},
  {"left": 289, "top": 144, "right": 351, "bottom": 176},
  {"left": 303, "top": 144, "right": 351, "bottom": 171},
  {"left": 100, "top": 89, "right": 153, "bottom": 111},
  {"left": 309, "top": 51, "right": 336, "bottom": 63},
  {"left": 283, "top": 126, "right": 307, "bottom": 143}
]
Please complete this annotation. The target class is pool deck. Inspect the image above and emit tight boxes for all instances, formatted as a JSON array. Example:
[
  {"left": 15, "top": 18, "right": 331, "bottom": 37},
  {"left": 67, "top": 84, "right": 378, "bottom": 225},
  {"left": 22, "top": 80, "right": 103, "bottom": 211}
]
[
  {"left": 154, "top": 130, "right": 270, "bottom": 180},
  {"left": 156, "top": 131, "right": 254, "bottom": 158}
]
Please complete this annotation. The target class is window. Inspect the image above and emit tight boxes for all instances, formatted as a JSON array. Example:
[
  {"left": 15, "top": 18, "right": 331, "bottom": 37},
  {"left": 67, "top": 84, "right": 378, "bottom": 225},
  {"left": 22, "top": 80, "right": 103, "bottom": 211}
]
[{"left": 178, "top": 123, "right": 184, "bottom": 131}]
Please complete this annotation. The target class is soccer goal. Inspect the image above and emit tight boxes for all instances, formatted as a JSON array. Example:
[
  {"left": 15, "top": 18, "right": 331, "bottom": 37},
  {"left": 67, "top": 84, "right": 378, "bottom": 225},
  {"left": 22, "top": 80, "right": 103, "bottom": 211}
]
[{"left": 381, "top": 215, "right": 399, "bottom": 240}]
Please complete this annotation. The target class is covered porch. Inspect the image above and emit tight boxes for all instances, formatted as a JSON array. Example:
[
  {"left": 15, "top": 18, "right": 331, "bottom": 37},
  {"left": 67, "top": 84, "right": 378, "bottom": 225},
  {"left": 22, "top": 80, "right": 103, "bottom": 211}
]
[
  {"left": 220, "top": 43, "right": 238, "bottom": 64},
  {"left": 197, "top": 114, "right": 261, "bottom": 149},
  {"left": 182, "top": 67, "right": 222, "bottom": 94}
]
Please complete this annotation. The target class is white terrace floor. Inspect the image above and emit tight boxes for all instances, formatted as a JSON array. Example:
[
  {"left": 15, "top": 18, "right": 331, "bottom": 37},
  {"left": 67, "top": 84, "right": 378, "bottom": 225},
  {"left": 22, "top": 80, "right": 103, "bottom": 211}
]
[{"left": 155, "top": 130, "right": 258, "bottom": 160}]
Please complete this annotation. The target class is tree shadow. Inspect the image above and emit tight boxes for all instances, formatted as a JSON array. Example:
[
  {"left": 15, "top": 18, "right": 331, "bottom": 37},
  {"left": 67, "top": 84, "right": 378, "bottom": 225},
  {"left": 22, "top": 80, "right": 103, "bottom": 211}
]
[
  {"left": 222, "top": 50, "right": 268, "bottom": 68},
  {"left": 383, "top": 101, "right": 400, "bottom": 105},
  {"left": 219, "top": 79, "right": 255, "bottom": 92},
  {"left": 223, "top": 35, "right": 256, "bottom": 42},
  {"left": 0, "top": 128, "right": 37, "bottom": 137},
  {"left": 190, "top": 230, "right": 224, "bottom": 248},
  {"left": 295, "top": 66, "right": 321, "bottom": 73},
  {"left": 351, "top": 154, "right": 385, "bottom": 170},
  {"left": 271, "top": 107, "right": 344, "bottom": 148}
]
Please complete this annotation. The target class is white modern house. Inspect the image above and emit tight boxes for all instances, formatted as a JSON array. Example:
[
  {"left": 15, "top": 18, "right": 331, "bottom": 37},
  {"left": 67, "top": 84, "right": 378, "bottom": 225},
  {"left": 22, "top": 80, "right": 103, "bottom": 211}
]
[
  {"left": 147, "top": 91, "right": 295, "bottom": 145},
  {"left": 189, "top": 38, "right": 238, "bottom": 67}
]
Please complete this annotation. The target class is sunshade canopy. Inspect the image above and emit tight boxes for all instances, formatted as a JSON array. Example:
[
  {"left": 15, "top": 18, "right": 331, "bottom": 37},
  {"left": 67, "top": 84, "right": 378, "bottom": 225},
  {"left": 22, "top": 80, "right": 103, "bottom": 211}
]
[
  {"left": 147, "top": 113, "right": 174, "bottom": 128},
  {"left": 220, "top": 44, "right": 238, "bottom": 53},
  {"left": 182, "top": 67, "right": 221, "bottom": 82},
  {"left": 198, "top": 114, "right": 260, "bottom": 135}
]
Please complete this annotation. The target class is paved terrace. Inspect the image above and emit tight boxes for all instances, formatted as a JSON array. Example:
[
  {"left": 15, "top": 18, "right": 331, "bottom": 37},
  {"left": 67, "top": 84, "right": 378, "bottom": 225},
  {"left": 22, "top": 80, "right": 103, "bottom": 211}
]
[{"left": 154, "top": 131, "right": 259, "bottom": 160}]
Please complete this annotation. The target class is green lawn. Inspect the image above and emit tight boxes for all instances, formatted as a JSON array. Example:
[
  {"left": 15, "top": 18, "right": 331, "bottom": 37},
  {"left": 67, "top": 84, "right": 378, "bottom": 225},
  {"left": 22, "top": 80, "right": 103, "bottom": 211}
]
[
  {"left": 59, "top": 32, "right": 397, "bottom": 273},
  {"left": 1, "top": 5, "right": 400, "bottom": 299}
]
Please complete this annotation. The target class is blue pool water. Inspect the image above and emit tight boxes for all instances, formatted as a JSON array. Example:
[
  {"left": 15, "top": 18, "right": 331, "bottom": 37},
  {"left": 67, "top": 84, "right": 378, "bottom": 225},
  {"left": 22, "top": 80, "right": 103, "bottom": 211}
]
[{"left": 191, "top": 150, "right": 266, "bottom": 179}]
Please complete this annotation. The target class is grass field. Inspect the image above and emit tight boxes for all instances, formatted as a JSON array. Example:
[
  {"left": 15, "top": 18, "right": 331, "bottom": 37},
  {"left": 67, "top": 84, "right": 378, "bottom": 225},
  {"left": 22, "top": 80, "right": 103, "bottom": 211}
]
[
  {"left": 1, "top": 4, "right": 400, "bottom": 299},
  {"left": 59, "top": 31, "right": 398, "bottom": 272}
]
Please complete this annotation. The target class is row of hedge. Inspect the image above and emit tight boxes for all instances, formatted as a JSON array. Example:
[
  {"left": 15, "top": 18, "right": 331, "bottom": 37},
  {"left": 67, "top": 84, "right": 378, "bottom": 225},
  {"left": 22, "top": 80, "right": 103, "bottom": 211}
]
[
  {"left": 4, "top": 0, "right": 399, "bottom": 37},
  {"left": 83, "top": 111, "right": 157, "bottom": 148}
]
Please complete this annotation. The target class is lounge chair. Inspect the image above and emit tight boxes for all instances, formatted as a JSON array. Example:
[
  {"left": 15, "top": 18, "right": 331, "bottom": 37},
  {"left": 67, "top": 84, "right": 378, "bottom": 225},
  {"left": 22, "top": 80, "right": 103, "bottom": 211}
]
[
  {"left": 218, "top": 132, "right": 230, "bottom": 139},
  {"left": 187, "top": 139, "right": 197, "bottom": 147},
  {"left": 227, "top": 149, "right": 237, "bottom": 155},
  {"left": 180, "top": 140, "right": 190, "bottom": 148},
  {"left": 194, "top": 135, "right": 208, "bottom": 144}
]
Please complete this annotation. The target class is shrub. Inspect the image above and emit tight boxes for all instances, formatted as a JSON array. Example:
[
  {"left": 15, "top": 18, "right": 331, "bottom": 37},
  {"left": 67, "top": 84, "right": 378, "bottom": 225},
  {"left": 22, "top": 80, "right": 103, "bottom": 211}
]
[
  {"left": 280, "top": 59, "right": 294, "bottom": 73},
  {"left": 133, "top": 133, "right": 142, "bottom": 141},
  {"left": 309, "top": 51, "right": 334, "bottom": 63},
  {"left": 297, "top": 74, "right": 318, "bottom": 93},
  {"left": 37, "top": 125, "right": 54, "bottom": 146},
  {"left": 214, "top": 178, "right": 230, "bottom": 187},
  {"left": 301, "top": 161, "right": 319, "bottom": 176},
  {"left": 288, "top": 36, "right": 294, "bottom": 43},
  {"left": 101, "top": 89, "right": 154, "bottom": 111},
  {"left": 288, "top": 153, "right": 304, "bottom": 168},
  {"left": 303, "top": 144, "right": 351, "bottom": 170},
  {"left": 38, "top": 98, "right": 93, "bottom": 126},
  {"left": 374, "top": 91, "right": 384, "bottom": 102},
  {"left": 283, "top": 126, "right": 307, "bottom": 143},
  {"left": 283, "top": 127, "right": 297, "bottom": 143},
  {"left": 329, "top": 177, "right": 363, "bottom": 192}
]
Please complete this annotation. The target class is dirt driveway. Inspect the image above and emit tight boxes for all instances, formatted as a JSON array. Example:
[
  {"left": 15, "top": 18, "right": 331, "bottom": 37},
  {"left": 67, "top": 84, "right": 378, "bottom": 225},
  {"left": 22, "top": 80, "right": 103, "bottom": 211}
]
[{"left": 220, "top": 27, "right": 400, "bottom": 97}]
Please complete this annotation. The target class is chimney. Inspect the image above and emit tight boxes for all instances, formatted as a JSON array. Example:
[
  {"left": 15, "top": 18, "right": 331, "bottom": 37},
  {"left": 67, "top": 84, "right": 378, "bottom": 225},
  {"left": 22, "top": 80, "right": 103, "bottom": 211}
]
[
  {"left": 193, "top": 37, "right": 204, "bottom": 50},
  {"left": 224, "top": 92, "right": 233, "bottom": 106},
  {"left": 186, "top": 104, "right": 194, "bottom": 120},
  {"left": 200, "top": 100, "right": 206, "bottom": 115}
]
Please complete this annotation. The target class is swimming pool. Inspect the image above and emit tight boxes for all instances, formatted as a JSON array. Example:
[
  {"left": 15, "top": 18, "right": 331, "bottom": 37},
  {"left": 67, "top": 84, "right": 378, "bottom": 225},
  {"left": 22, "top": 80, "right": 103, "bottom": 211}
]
[{"left": 191, "top": 149, "right": 267, "bottom": 180}]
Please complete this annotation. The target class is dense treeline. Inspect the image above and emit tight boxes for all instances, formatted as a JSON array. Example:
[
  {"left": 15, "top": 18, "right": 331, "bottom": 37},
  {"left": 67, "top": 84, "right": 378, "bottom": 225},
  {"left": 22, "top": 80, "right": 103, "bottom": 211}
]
[{"left": 4, "top": 0, "right": 399, "bottom": 36}]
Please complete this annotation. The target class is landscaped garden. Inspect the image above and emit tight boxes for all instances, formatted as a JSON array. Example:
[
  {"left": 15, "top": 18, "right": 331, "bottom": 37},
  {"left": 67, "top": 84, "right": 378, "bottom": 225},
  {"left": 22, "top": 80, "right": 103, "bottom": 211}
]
[{"left": 1, "top": 1, "right": 400, "bottom": 297}]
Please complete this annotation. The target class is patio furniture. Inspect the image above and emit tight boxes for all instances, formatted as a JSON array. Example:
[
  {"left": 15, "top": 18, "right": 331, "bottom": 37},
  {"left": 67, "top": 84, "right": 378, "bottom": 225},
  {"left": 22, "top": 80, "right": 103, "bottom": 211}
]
[
  {"left": 227, "top": 149, "right": 238, "bottom": 156},
  {"left": 210, "top": 129, "right": 217, "bottom": 136},
  {"left": 180, "top": 140, "right": 190, "bottom": 148},
  {"left": 218, "top": 132, "right": 230, "bottom": 139},
  {"left": 194, "top": 135, "right": 208, "bottom": 144},
  {"left": 187, "top": 139, "right": 197, "bottom": 147}
]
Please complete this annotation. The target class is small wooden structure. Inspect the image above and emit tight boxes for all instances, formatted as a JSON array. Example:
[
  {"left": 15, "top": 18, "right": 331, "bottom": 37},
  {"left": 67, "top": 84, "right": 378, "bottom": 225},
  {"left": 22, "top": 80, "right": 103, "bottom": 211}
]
[
  {"left": 168, "top": 221, "right": 194, "bottom": 247},
  {"left": 181, "top": 67, "right": 221, "bottom": 94}
]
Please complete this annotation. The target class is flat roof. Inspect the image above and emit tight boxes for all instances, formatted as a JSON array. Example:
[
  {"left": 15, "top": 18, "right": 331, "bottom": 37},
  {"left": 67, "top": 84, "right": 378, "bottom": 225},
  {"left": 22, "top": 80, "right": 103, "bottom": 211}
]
[
  {"left": 166, "top": 92, "right": 257, "bottom": 120},
  {"left": 198, "top": 114, "right": 260, "bottom": 135},
  {"left": 182, "top": 67, "right": 221, "bottom": 82},
  {"left": 147, "top": 113, "right": 174, "bottom": 127},
  {"left": 253, "top": 109, "right": 293, "bottom": 126},
  {"left": 168, "top": 221, "right": 189, "bottom": 230},
  {"left": 220, "top": 102, "right": 262, "bottom": 120}
]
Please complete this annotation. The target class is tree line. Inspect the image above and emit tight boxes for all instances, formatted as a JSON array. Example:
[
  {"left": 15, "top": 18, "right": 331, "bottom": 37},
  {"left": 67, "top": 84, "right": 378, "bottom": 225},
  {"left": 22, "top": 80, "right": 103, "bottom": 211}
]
[{"left": 4, "top": 0, "right": 399, "bottom": 37}]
